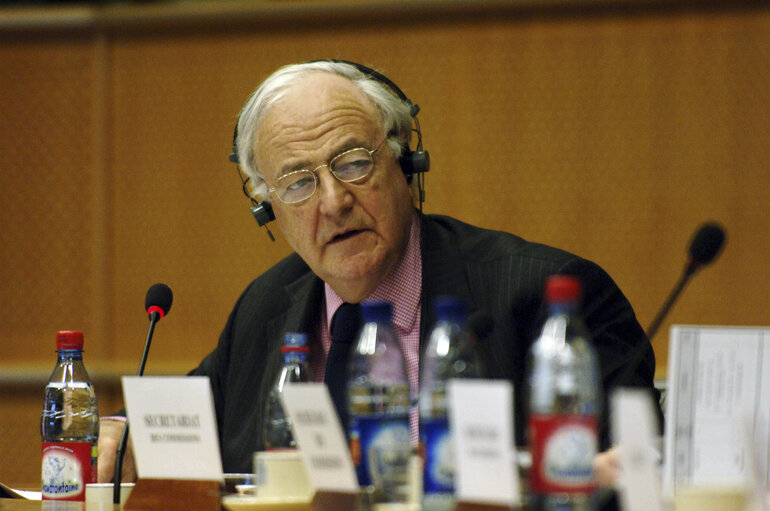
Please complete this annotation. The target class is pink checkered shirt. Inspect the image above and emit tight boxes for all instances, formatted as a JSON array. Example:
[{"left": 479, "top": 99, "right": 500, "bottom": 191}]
[{"left": 311, "top": 212, "right": 422, "bottom": 444}]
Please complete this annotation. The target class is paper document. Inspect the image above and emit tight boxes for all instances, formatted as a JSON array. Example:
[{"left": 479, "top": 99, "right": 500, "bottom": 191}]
[{"left": 663, "top": 325, "right": 770, "bottom": 494}]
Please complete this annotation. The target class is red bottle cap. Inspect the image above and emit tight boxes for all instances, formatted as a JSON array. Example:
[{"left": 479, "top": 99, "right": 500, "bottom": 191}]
[
  {"left": 56, "top": 330, "right": 84, "bottom": 350},
  {"left": 545, "top": 275, "right": 582, "bottom": 305}
]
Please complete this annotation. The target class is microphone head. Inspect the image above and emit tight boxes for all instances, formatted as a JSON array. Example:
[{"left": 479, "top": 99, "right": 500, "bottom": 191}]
[
  {"left": 688, "top": 222, "right": 726, "bottom": 270},
  {"left": 145, "top": 283, "right": 173, "bottom": 319}
]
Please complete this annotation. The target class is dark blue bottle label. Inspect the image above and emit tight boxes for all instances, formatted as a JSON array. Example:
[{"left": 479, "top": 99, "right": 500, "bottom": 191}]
[
  {"left": 421, "top": 417, "right": 454, "bottom": 494},
  {"left": 349, "top": 415, "right": 410, "bottom": 488}
]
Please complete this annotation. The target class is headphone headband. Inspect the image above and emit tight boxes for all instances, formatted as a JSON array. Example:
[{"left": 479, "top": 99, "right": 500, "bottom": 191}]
[{"left": 313, "top": 59, "right": 420, "bottom": 117}]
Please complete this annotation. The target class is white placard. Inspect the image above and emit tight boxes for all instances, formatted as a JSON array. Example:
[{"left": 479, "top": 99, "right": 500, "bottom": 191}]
[
  {"left": 448, "top": 379, "right": 520, "bottom": 506},
  {"left": 122, "top": 376, "right": 224, "bottom": 481},
  {"left": 280, "top": 383, "right": 359, "bottom": 493},
  {"left": 611, "top": 388, "right": 664, "bottom": 511},
  {"left": 663, "top": 325, "right": 770, "bottom": 495}
]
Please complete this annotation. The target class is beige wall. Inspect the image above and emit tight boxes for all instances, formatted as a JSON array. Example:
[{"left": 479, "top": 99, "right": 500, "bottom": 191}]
[{"left": 2, "top": 1, "right": 768, "bottom": 487}]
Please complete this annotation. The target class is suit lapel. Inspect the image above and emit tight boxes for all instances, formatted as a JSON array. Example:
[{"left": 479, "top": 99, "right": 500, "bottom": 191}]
[
  {"left": 256, "top": 270, "right": 324, "bottom": 429},
  {"left": 419, "top": 215, "right": 476, "bottom": 352}
]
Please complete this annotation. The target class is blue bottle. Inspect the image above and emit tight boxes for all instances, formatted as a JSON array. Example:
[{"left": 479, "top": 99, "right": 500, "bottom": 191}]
[
  {"left": 347, "top": 301, "right": 411, "bottom": 503},
  {"left": 419, "top": 296, "right": 483, "bottom": 511}
]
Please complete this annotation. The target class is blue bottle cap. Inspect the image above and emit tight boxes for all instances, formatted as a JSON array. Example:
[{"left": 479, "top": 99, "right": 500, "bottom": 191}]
[
  {"left": 433, "top": 296, "right": 469, "bottom": 323},
  {"left": 361, "top": 301, "right": 392, "bottom": 324}
]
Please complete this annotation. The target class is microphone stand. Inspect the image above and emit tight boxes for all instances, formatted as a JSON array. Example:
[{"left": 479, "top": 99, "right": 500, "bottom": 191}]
[
  {"left": 645, "top": 264, "right": 696, "bottom": 341},
  {"left": 113, "top": 311, "right": 160, "bottom": 504}
]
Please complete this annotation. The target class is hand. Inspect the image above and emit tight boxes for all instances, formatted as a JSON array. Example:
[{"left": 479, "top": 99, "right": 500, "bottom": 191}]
[
  {"left": 593, "top": 446, "right": 621, "bottom": 487},
  {"left": 97, "top": 418, "right": 137, "bottom": 483}
]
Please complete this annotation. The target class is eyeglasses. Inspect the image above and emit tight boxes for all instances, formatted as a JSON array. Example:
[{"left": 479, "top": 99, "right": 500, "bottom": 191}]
[{"left": 267, "top": 139, "right": 387, "bottom": 204}]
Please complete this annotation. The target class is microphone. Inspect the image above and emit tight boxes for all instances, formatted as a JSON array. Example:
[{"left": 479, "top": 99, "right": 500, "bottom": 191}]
[
  {"left": 645, "top": 222, "right": 726, "bottom": 341},
  {"left": 137, "top": 283, "right": 173, "bottom": 376},
  {"left": 114, "top": 283, "right": 173, "bottom": 503},
  {"left": 145, "top": 282, "right": 173, "bottom": 320},
  {"left": 685, "top": 222, "right": 726, "bottom": 275}
]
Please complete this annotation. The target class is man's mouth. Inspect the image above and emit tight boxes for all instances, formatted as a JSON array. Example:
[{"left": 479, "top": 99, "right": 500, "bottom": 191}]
[{"left": 328, "top": 229, "right": 365, "bottom": 244}]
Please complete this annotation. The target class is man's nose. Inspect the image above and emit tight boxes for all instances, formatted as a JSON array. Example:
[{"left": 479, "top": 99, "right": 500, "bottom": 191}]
[{"left": 317, "top": 168, "right": 353, "bottom": 216}]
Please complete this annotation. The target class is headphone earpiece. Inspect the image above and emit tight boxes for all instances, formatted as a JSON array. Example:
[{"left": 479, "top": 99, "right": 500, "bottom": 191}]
[
  {"left": 400, "top": 149, "right": 430, "bottom": 177},
  {"left": 250, "top": 201, "right": 275, "bottom": 226}
]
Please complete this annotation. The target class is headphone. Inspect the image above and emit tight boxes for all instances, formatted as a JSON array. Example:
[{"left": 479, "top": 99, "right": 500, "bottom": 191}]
[{"left": 229, "top": 59, "right": 430, "bottom": 237}]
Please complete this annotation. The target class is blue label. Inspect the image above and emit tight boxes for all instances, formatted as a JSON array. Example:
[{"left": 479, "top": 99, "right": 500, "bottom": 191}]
[
  {"left": 421, "top": 418, "right": 454, "bottom": 494},
  {"left": 349, "top": 415, "right": 410, "bottom": 488}
]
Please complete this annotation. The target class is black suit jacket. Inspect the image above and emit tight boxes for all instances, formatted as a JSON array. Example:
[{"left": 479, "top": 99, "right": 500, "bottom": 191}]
[{"left": 192, "top": 214, "right": 660, "bottom": 473}]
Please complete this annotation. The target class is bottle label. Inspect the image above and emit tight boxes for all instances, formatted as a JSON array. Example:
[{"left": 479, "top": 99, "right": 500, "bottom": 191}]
[
  {"left": 421, "top": 417, "right": 454, "bottom": 494},
  {"left": 349, "top": 415, "right": 410, "bottom": 490},
  {"left": 528, "top": 414, "right": 597, "bottom": 494},
  {"left": 41, "top": 442, "right": 97, "bottom": 501}
]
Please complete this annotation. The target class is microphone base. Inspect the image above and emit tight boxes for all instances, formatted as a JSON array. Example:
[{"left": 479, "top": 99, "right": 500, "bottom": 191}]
[{"left": 123, "top": 478, "right": 220, "bottom": 511}]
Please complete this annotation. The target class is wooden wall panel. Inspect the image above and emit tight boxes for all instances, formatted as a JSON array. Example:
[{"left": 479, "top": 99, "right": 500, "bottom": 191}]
[
  {"left": 1, "top": 0, "right": 769, "bottom": 487},
  {"left": 102, "top": 7, "right": 770, "bottom": 371},
  {"left": 0, "top": 36, "right": 110, "bottom": 362}
]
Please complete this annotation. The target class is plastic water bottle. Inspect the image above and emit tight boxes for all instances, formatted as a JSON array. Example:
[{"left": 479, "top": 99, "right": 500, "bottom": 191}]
[
  {"left": 527, "top": 276, "right": 601, "bottom": 511},
  {"left": 41, "top": 330, "right": 99, "bottom": 502},
  {"left": 263, "top": 332, "right": 313, "bottom": 450},
  {"left": 420, "top": 296, "right": 484, "bottom": 511},
  {"left": 348, "top": 301, "right": 411, "bottom": 503}
]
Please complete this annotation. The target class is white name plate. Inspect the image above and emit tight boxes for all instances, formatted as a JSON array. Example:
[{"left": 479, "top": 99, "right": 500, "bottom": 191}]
[
  {"left": 611, "top": 388, "right": 663, "bottom": 511},
  {"left": 448, "top": 379, "right": 521, "bottom": 506},
  {"left": 122, "top": 376, "right": 223, "bottom": 481},
  {"left": 280, "top": 383, "right": 359, "bottom": 493}
]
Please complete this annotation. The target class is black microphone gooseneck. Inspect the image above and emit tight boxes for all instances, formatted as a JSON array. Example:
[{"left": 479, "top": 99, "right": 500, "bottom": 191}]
[
  {"left": 645, "top": 222, "right": 726, "bottom": 341},
  {"left": 113, "top": 283, "right": 173, "bottom": 504}
]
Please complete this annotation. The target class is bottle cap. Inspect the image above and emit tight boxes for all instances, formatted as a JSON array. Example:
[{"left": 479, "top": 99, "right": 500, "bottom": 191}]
[
  {"left": 56, "top": 330, "right": 84, "bottom": 350},
  {"left": 545, "top": 275, "right": 582, "bottom": 305},
  {"left": 361, "top": 301, "right": 392, "bottom": 323},
  {"left": 433, "top": 296, "right": 469, "bottom": 323},
  {"left": 281, "top": 332, "right": 309, "bottom": 352}
]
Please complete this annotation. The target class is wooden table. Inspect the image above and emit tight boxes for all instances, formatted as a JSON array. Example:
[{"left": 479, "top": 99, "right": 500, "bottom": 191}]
[{"left": 0, "top": 500, "right": 119, "bottom": 510}]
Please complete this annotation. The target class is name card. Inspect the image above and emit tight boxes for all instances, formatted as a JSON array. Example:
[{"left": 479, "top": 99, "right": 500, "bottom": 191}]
[
  {"left": 122, "top": 376, "right": 223, "bottom": 481},
  {"left": 611, "top": 388, "right": 664, "bottom": 511},
  {"left": 448, "top": 379, "right": 520, "bottom": 506},
  {"left": 280, "top": 383, "right": 359, "bottom": 493}
]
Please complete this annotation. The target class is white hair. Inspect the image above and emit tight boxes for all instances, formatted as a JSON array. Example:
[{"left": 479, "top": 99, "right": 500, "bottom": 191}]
[{"left": 235, "top": 60, "right": 413, "bottom": 201}]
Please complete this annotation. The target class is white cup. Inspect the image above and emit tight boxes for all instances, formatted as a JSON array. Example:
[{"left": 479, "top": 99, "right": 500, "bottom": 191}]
[
  {"left": 85, "top": 482, "right": 135, "bottom": 507},
  {"left": 253, "top": 450, "right": 311, "bottom": 499}
]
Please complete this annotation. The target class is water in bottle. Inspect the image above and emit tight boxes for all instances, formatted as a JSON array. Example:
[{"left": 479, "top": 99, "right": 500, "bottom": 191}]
[
  {"left": 263, "top": 332, "right": 314, "bottom": 450},
  {"left": 527, "top": 275, "right": 601, "bottom": 511},
  {"left": 41, "top": 330, "right": 99, "bottom": 501},
  {"left": 347, "top": 301, "right": 411, "bottom": 503},
  {"left": 420, "top": 296, "right": 484, "bottom": 511}
]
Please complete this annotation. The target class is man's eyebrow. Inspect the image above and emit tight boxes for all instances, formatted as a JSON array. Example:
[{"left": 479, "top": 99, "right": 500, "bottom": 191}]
[
  {"left": 280, "top": 159, "right": 312, "bottom": 175},
  {"left": 278, "top": 137, "right": 369, "bottom": 175}
]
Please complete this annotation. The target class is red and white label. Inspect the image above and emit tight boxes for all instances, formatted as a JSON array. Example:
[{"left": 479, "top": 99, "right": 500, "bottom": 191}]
[
  {"left": 41, "top": 442, "right": 97, "bottom": 501},
  {"left": 529, "top": 414, "right": 598, "bottom": 494}
]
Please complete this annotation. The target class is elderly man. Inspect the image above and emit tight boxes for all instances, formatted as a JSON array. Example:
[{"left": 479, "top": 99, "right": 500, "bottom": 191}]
[{"left": 98, "top": 60, "right": 660, "bottom": 488}]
